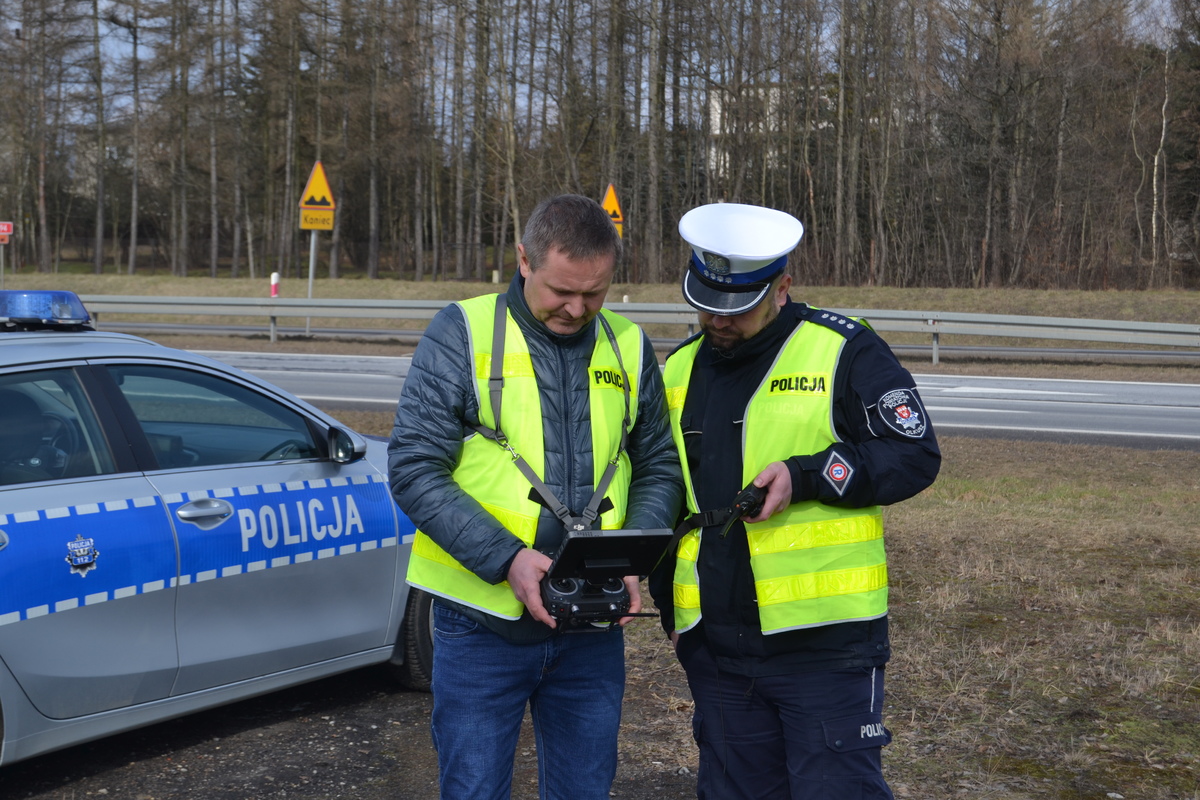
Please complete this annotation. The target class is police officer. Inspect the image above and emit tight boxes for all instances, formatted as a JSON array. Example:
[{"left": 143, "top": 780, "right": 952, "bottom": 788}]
[
  {"left": 649, "top": 202, "right": 941, "bottom": 799},
  {"left": 389, "top": 194, "right": 682, "bottom": 800}
]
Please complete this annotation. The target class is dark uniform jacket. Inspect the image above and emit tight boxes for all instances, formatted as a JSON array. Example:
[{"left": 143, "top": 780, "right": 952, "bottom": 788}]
[
  {"left": 649, "top": 298, "right": 940, "bottom": 676},
  {"left": 389, "top": 274, "right": 683, "bottom": 642}
]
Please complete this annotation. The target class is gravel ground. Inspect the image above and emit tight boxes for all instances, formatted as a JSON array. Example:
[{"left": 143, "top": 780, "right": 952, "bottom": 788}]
[{"left": 3, "top": 646, "right": 699, "bottom": 800}]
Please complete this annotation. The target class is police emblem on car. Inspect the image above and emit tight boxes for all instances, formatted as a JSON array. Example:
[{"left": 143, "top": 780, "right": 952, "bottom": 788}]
[
  {"left": 878, "top": 388, "right": 927, "bottom": 438},
  {"left": 65, "top": 534, "right": 99, "bottom": 576}
]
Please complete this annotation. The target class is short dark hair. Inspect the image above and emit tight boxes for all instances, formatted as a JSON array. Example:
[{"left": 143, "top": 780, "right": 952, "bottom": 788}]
[{"left": 522, "top": 194, "right": 622, "bottom": 271}]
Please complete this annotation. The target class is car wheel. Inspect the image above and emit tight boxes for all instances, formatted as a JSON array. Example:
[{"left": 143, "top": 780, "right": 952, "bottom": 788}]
[{"left": 391, "top": 588, "right": 433, "bottom": 691}]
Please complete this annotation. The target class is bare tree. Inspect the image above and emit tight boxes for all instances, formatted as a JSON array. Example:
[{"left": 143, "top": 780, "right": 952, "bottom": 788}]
[
  {"left": 107, "top": 2, "right": 144, "bottom": 274},
  {"left": 206, "top": 0, "right": 220, "bottom": 277},
  {"left": 1151, "top": 46, "right": 1170, "bottom": 284},
  {"left": 643, "top": 0, "right": 664, "bottom": 282},
  {"left": 2, "top": 0, "right": 1197, "bottom": 290},
  {"left": 90, "top": 0, "right": 107, "bottom": 273},
  {"left": 470, "top": 0, "right": 491, "bottom": 279}
]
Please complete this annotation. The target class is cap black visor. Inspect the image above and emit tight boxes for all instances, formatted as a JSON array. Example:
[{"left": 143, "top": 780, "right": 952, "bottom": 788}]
[{"left": 682, "top": 267, "right": 774, "bottom": 316}]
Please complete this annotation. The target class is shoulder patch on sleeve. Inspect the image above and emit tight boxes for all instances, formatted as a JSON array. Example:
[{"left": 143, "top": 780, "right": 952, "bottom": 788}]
[
  {"left": 822, "top": 450, "right": 854, "bottom": 496},
  {"left": 878, "top": 388, "right": 928, "bottom": 438}
]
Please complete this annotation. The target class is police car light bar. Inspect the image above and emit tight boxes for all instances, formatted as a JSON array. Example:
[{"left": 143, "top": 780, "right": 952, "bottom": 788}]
[{"left": 0, "top": 290, "right": 92, "bottom": 327}]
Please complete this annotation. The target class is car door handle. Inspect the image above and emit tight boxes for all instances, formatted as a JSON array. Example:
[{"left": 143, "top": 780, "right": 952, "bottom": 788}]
[{"left": 175, "top": 498, "right": 235, "bottom": 530}]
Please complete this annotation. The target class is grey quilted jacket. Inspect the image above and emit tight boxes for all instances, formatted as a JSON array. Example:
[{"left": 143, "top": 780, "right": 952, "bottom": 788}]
[{"left": 387, "top": 274, "right": 683, "bottom": 641}]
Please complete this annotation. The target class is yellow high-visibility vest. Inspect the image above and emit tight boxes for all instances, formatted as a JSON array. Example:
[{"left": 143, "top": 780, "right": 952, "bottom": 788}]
[
  {"left": 663, "top": 319, "right": 885, "bottom": 635},
  {"left": 406, "top": 294, "right": 643, "bottom": 619}
]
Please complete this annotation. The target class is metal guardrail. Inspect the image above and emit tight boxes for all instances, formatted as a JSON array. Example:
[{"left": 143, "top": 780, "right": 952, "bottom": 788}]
[
  {"left": 80, "top": 295, "right": 1200, "bottom": 364},
  {"left": 827, "top": 308, "right": 1200, "bottom": 363}
]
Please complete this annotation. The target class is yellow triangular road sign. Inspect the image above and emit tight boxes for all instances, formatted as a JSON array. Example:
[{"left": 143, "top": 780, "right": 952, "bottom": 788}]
[
  {"left": 601, "top": 183, "right": 623, "bottom": 224},
  {"left": 300, "top": 161, "right": 336, "bottom": 210}
]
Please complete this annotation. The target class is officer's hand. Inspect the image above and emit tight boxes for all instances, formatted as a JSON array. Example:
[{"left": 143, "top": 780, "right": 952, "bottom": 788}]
[
  {"left": 617, "top": 575, "right": 642, "bottom": 627},
  {"left": 744, "top": 462, "right": 792, "bottom": 523},
  {"left": 508, "top": 547, "right": 557, "bottom": 628}
]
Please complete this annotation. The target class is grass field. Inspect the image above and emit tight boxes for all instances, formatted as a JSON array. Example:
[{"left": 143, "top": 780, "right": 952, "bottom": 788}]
[
  {"left": 5, "top": 271, "right": 1199, "bottom": 323},
  {"left": 9, "top": 272, "right": 1200, "bottom": 797}
]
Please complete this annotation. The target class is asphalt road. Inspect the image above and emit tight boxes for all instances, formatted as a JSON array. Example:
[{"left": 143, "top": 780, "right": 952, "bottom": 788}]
[
  {"left": 207, "top": 351, "right": 1200, "bottom": 451},
  {"left": 914, "top": 372, "right": 1200, "bottom": 450}
]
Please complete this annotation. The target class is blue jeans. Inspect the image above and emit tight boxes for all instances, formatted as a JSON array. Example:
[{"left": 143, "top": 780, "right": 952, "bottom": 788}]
[
  {"left": 430, "top": 601, "right": 626, "bottom": 800},
  {"left": 681, "top": 642, "right": 894, "bottom": 800}
]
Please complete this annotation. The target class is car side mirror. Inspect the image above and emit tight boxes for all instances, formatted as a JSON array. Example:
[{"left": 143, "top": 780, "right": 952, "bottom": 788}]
[{"left": 327, "top": 426, "right": 367, "bottom": 464}]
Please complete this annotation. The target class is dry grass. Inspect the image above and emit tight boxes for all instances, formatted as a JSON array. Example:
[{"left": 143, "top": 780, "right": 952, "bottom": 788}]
[
  {"left": 882, "top": 438, "right": 1200, "bottom": 799},
  {"left": 9, "top": 273, "right": 1199, "bottom": 325}
]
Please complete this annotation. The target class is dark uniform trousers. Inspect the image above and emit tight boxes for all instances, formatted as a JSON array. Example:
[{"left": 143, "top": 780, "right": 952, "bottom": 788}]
[{"left": 680, "top": 643, "right": 895, "bottom": 800}]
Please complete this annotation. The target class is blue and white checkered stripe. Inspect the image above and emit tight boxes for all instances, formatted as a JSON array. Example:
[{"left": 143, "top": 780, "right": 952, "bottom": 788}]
[
  {"left": 166, "top": 473, "right": 409, "bottom": 585},
  {"left": 163, "top": 474, "right": 406, "bottom": 581},
  {"left": 0, "top": 495, "right": 170, "bottom": 627},
  {"left": 0, "top": 474, "right": 416, "bottom": 627}
]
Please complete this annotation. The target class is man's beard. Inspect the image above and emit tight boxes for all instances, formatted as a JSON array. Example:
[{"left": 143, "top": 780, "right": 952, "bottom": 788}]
[
  {"left": 701, "top": 326, "right": 745, "bottom": 357},
  {"left": 701, "top": 304, "right": 780, "bottom": 356}
]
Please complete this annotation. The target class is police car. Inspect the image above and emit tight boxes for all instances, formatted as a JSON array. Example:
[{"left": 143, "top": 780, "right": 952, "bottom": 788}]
[{"left": 0, "top": 291, "right": 429, "bottom": 767}]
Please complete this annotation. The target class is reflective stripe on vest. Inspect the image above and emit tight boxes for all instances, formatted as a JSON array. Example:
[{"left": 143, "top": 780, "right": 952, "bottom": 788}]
[
  {"left": 405, "top": 295, "right": 643, "bottom": 619},
  {"left": 662, "top": 318, "right": 886, "bottom": 635},
  {"left": 662, "top": 338, "right": 704, "bottom": 634}
]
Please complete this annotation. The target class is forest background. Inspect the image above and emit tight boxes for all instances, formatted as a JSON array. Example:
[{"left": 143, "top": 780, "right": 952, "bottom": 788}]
[{"left": 2, "top": 0, "right": 1200, "bottom": 292}]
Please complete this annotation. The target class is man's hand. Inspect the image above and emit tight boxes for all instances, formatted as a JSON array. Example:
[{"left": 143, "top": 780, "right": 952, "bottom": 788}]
[
  {"left": 743, "top": 461, "right": 792, "bottom": 523},
  {"left": 507, "top": 547, "right": 556, "bottom": 628},
  {"left": 617, "top": 575, "right": 643, "bottom": 627}
]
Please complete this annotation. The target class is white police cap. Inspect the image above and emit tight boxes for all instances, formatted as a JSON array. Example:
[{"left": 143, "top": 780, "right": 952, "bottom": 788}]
[{"left": 679, "top": 203, "right": 804, "bottom": 316}]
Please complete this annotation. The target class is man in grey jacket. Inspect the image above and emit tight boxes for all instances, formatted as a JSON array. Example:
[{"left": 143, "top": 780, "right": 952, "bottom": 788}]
[{"left": 388, "top": 194, "right": 682, "bottom": 800}]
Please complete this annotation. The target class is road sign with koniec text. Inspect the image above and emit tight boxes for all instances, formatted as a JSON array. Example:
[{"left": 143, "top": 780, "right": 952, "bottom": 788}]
[{"left": 299, "top": 162, "right": 335, "bottom": 231}]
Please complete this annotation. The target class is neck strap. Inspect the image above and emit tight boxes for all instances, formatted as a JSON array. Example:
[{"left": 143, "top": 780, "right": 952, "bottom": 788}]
[{"left": 470, "top": 294, "right": 632, "bottom": 532}]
